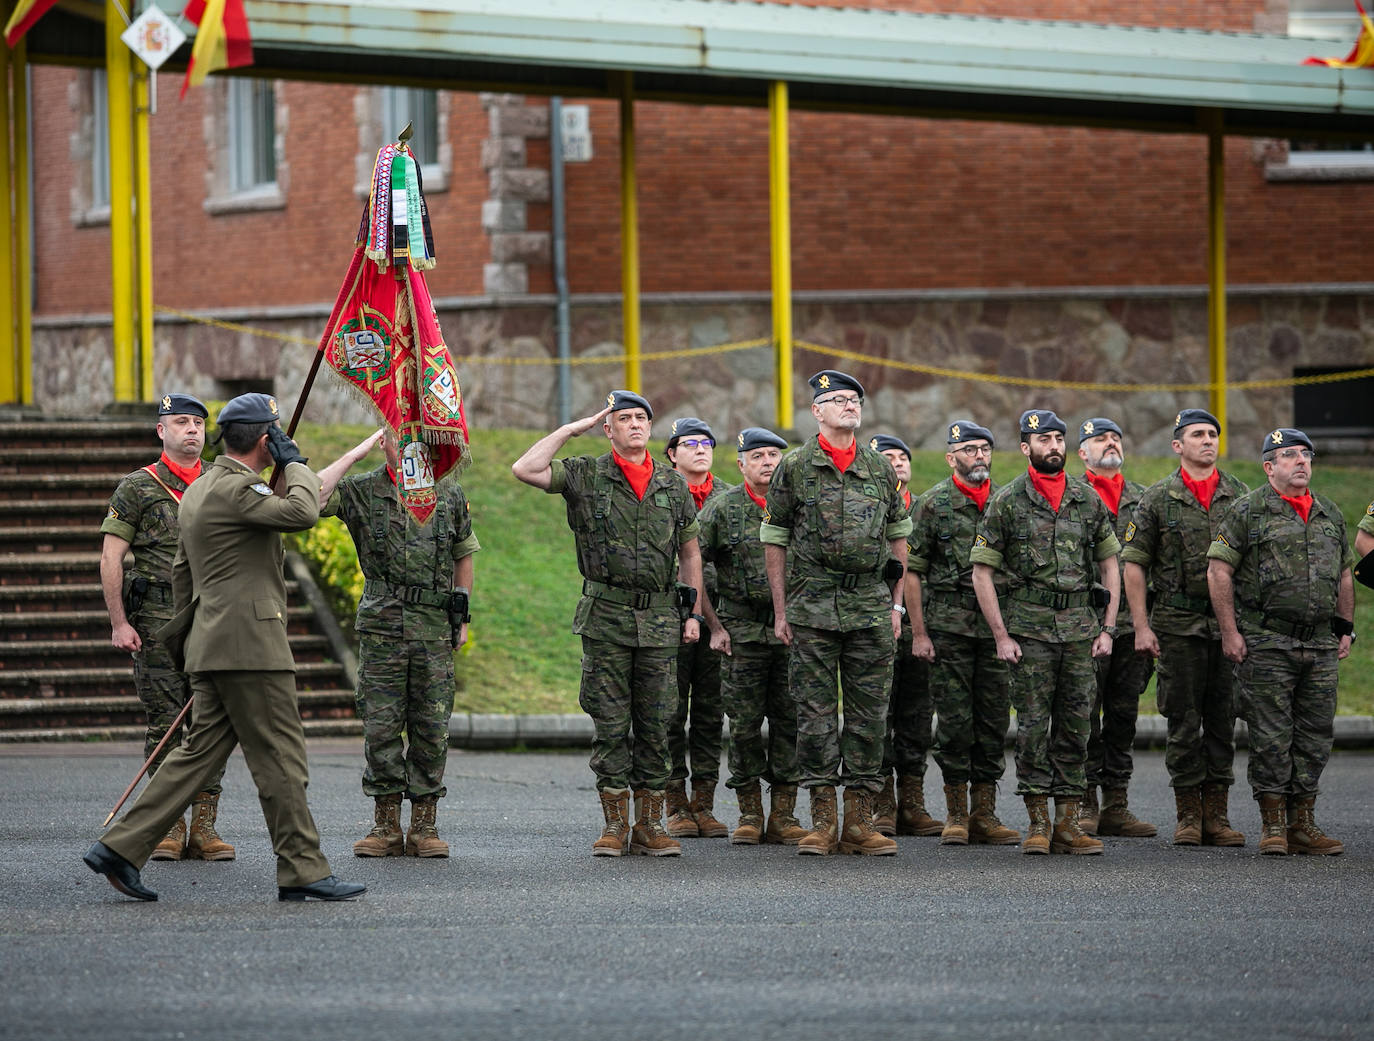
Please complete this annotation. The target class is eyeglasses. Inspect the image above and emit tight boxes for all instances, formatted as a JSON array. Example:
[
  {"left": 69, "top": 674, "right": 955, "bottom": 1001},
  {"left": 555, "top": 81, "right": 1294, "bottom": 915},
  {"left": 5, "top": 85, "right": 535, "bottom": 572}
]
[
  {"left": 677, "top": 438, "right": 715, "bottom": 449},
  {"left": 817, "top": 395, "right": 863, "bottom": 409},
  {"left": 953, "top": 445, "right": 992, "bottom": 458},
  {"left": 1274, "top": 448, "right": 1314, "bottom": 461}
]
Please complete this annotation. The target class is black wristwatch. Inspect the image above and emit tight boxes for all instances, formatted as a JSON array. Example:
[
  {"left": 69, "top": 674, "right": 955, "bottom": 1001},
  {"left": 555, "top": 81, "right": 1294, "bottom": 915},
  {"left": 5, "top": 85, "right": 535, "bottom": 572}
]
[
  {"left": 1100, "top": 625, "right": 1119, "bottom": 639},
  {"left": 689, "top": 613, "right": 707, "bottom": 625}
]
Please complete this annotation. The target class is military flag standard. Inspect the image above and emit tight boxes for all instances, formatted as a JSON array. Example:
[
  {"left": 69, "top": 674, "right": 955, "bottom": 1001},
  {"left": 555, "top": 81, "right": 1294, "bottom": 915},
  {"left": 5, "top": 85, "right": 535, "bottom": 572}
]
[
  {"left": 179, "top": 0, "right": 254, "bottom": 97},
  {"left": 1304, "top": 0, "right": 1374, "bottom": 67},
  {"left": 4, "top": 0, "right": 59, "bottom": 46}
]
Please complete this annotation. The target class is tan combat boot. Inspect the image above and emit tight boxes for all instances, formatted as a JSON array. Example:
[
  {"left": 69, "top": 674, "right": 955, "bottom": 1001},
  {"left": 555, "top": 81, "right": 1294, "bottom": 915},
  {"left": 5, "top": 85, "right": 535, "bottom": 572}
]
[
  {"left": 664, "top": 780, "right": 699, "bottom": 838},
  {"left": 1021, "top": 795, "right": 1051, "bottom": 855},
  {"left": 1200, "top": 783, "right": 1245, "bottom": 846},
  {"left": 839, "top": 787, "right": 898, "bottom": 856},
  {"left": 186, "top": 791, "right": 236, "bottom": 860},
  {"left": 968, "top": 782, "right": 1020, "bottom": 845},
  {"left": 1172, "top": 787, "right": 1202, "bottom": 846},
  {"left": 406, "top": 795, "right": 450, "bottom": 857},
  {"left": 150, "top": 817, "right": 186, "bottom": 861},
  {"left": 731, "top": 781, "right": 764, "bottom": 845},
  {"left": 797, "top": 786, "right": 839, "bottom": 856},
  {"left": 353, "top": 793, "right": 404, "bottom": 857},
  {"left": 1078, "top": 786, "right": 1100, "bottom": 836},
  {"left": 690, "top": 781, "right": 729, "bottom": 838},
  {"left": 630, "top": 790, "right": 682, "bottom": 856},
  {"left": 1257, "top": 794, "right": 1288, "bottom": 856},
  {"left": 593, "top": 788, "right": 631, "bottom": 857},
  {"left": 1287, "top": 795, "right": 1343, "bottom": 856},
  {"left": 1097, "top": 787, "right": 1157, "bottom": 837},
  {"left": 873, "top": 775, "right": 898, "bottom": 836},
  {"left": 896, "top": 774, "right": 943, "bottom": 836},
  {"left": 765, "top": 784, "right": 810, "bottom": 845},
  {"left": 940, "top": 783, "right": 969, "bottom": 845},
  {"left": 1051, "top": 797, "right": 1103, "bottom": 855}
]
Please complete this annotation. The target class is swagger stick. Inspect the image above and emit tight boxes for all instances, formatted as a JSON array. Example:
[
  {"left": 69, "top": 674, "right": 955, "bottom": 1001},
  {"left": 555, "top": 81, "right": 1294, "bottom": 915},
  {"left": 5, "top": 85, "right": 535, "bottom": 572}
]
[{"left": 102, "top": 694, "right": 196, "bottom": 826}]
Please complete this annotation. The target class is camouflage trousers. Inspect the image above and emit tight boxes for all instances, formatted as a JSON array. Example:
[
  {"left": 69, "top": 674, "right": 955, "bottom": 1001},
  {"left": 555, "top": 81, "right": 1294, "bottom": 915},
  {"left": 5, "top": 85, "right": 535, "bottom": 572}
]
[
  {"left": 579, "top": 637, "right": 677, "bottom": 791},
  {"left": 1086, "top": 635, "right": 1155, "bottom": 789},
  {"left": 790, "top": 623, "right": 894, "bottom": 793},
  {"left": 1155, "top": 632, "right": 1236, "bottom": 789},
  {"left": 355, "top": 634, "right": 455, "bottom": 799},
  {"left": 882, "top": 643, "right": 932, "bottom": 779},
  {"left": 1007, "top": 636, "right": 1095, "bottom": 797},
  {"left": 131, "top": 605, "right": 221, "bottom": 794},
  {"left": 930, "top": 631, "right": 1010, "bottom": 786},
  {"left": 1234, "top": 645, "right": 1337, "bottom": 799},
  {"left": 721, "top": 639, "right": 799, "bottom": 789},
  {"left": 668, "top": 638, "right": 724, "bottom": 785}
]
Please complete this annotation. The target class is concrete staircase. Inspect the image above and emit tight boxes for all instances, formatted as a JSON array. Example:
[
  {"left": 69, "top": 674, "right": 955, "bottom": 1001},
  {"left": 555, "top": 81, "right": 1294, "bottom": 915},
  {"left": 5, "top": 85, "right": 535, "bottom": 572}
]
[{"left": 0, "top": 416, "right": 360, "bottom": 741}]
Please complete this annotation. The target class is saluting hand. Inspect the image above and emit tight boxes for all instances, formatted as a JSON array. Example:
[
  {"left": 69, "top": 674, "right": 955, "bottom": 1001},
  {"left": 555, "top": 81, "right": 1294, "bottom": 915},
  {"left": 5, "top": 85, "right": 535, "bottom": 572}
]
[{"left": 568, "top": 405, "right": 614, "bottom": 437}]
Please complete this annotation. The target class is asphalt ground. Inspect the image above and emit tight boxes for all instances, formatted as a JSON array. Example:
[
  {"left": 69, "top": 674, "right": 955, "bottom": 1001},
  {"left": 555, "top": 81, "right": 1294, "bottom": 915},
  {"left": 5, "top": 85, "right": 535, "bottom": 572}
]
[{"left": 2, "top": 740, "right": 1371, "bottom": 1041}]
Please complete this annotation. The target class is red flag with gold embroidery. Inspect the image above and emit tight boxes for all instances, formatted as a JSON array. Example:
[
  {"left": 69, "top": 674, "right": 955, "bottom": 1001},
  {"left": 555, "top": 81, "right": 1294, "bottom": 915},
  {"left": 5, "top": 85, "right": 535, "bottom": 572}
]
[
  {"left": 1304, "top": 0, "right": 1374, "bottom": 67},
  {"left": 180, "top": 0, "right": 254, "bottom": 98}
]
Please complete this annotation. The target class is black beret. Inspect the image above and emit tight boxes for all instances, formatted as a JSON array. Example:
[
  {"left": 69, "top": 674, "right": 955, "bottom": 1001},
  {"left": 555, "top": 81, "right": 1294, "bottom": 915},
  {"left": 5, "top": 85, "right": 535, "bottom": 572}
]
[
  {"left": 868, "top": 434, "right": 910, "bottom": 458},
  {"left": 808, "top": 370, "right": 864, "bottom": 401},
  {"left": 1173, "top": 408, "right": 1220, "bottom": 436},
  {"left": 1077, "top": 417, "right": 1123, "bottom": 444},
  {"left": 605, "top": 389, "right": 653, "bottom": 420},
  {"left": 1019, "top": 409, "right": 1067, "bottom": 436},
  {"left": 736, "top": 427, "right": 788, "bottom": 453},
  {"left": 216, "top": 393, "right": 281, "bottom": 425},
  {"left": 665, "top": 417, "right": 714, "bottom": 452},
  {"left": 1262, "top": 427, "right": 1313, "bottom": 455},
  {"left": 946, "top": 419, "right": 995, "bottom": 448},
  {"left": 158, "top": 393, "right": 208, "bottom": 419}
]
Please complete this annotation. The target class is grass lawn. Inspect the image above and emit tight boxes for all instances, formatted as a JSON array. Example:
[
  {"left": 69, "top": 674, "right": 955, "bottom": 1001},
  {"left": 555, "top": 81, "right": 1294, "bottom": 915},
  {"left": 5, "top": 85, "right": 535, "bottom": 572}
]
[{"left": 295, "top": 422, "right": 1374, "bottom": 716}]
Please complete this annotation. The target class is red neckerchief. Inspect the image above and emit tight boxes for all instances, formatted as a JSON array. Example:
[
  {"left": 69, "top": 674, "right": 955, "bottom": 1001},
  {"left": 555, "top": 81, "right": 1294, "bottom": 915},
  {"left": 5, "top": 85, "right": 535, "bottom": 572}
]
[
  {"left": 817, "top": 433, "right": 856, "bottom": 474},
  {"left": 160, "top": 452, "right": 201, "bottom": 487},
  {"left": 1179, "top": 468, "right": 1220, "bottom": 511},
  {"left": 744, "top": 483, "right": 768, "bottom": 510},
  {"left": 613, "top": 449, "right": 654, "bottom": 501},
  {"left": 901, "top": 486, "right": 911, "bottom": 511},
  {"left": 1084, "top": 470, "right": 1125, "bottom": 516},
  {"left": 1279, "top": 490, "right": 1313, "bottom": 523},
  {"left": 1026, "top": 465, "right": 1067, "bottom": 513},
  {"left": 952, "top": 473, "right": 991, "bottom": 512},
  {"left": 687, "top": 471, "right": 714, "bottom": 510}
]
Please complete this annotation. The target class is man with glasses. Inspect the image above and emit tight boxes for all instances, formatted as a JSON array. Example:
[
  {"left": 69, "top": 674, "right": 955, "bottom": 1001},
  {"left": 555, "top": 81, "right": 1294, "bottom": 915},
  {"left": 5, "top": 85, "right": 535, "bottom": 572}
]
[
  {"left": 1120, "top": 409, "right": 1248, "bottom": 847},
  {"left": 1207, "top": 429, "right": 1354, "bottom": 856},
  {"left": 905, "top": 421, "right": 1019, "bottom": 847},
  {"left": 663, "top": 417, "right": 729, "bottom": 840},
  {"left": 761, "top": 371, "right": 912, "bottom": 856}
]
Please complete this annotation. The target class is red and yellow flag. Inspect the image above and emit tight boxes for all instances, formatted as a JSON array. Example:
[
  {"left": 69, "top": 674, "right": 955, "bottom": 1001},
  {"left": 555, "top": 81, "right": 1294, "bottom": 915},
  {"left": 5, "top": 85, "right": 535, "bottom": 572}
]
[
  {"left": 4, "top": 0, "right": 60, "bottom": 47},
  {"left": 180, "top": 0, "right": 253, "bottom": 98},
  {"left": 1304, "top": 0, "right": 1374, "bottom": 67}
]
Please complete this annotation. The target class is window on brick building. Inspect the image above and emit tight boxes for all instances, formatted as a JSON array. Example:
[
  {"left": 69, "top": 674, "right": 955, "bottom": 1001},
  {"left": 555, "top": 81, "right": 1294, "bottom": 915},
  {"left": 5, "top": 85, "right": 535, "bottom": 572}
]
[
  {"left": 71, "top": 69, "right": 110, "bottom": 225},
  {"left": 205, "top": 77, "right": 285, "bottom": 214},
  {"left": 355, "top": 87, "right": 449, "bottom": 195},
  {"left": 1294, "top": 367, "right": 1374, "bottom": 436},
  {"left": 90, "top": 70, "right": 109, "bottom": 210}
]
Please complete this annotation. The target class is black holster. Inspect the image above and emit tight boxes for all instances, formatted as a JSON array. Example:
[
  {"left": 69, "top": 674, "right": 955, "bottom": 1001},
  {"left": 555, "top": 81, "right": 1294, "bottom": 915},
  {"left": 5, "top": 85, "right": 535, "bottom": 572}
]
[
  {"left": 676, "top": 583, "right": 698, "bottom": 622},
  {"left": 124, "top": 575, "right": 149, "bottom": 618},
  {"left": 1091, "top": 585, "right": 1112, "bottom": 611}
]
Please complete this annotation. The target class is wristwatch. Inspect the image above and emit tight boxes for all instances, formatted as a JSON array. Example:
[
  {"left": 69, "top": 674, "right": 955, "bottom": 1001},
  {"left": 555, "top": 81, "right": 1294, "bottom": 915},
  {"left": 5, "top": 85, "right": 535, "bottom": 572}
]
[
  {"left": 891, "top": 603, "right": 907, "bottom": 616},
  {"left": 1100, "top": 625, "right": 1119, "bottom": 638},
  {"left": 689, "top": 613, "right": 707, "bottom": 625}
]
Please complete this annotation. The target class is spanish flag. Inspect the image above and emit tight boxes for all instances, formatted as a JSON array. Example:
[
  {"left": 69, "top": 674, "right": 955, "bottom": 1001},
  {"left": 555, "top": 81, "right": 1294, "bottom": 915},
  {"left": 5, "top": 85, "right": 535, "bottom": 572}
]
[
  {"left": 179, "top": 0, "right": 253, "bottom": 97},
  {"left": 1304, "top": 0, "right": 1374, "bottom": 67},
  {"left": 4, "top": 0, "right": 60, "bottom": 47}
]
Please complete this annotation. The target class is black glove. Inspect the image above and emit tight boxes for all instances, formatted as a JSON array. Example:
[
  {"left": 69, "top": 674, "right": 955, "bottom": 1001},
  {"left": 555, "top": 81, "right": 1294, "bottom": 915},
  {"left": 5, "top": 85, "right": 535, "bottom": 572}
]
[{"left": 266, "top": 425, "right": 308, "bottom": 467}]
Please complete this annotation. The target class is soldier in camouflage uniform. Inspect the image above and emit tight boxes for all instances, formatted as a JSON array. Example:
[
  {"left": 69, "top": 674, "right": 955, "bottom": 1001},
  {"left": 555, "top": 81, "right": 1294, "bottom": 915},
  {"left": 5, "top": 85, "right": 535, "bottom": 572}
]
[
  {"left": 970, "top": 409, "right": 1121, "bottom": 856},
  {"left": 1073, "top": 417, "right": 1157, "bottom": 838},
  {"left": 1207, "top": 427, "right": 1354, "bottom": 856},
  {"left": 663, "top": 417, "right": 730, "bottom": 839},
  {"left": 906, "top": 420, "right": 1019, "bottom": 847},
  {"left": 1121, "top": 408, "right": 1248, "bottom": 847},
  {"left": 99, "top": 393, "right": 234, "bottom": 863},
  {"left": 697, "top": 427, "right": 807, "bottom": 846},
  {"left": 867, "top": 434, "right": 933, "bottom": 838},
  {"left": 318, "top": 429, "right": 480, "bottom": 859},
  {"left": 1355, "top": 499, "right": 1374, "bottom": 562},
  {"left": 513, "top": 391, "right": 705, "bottom": 857},
  {"left": 761, "top": 371, "right": 912, "bottom": 857}
]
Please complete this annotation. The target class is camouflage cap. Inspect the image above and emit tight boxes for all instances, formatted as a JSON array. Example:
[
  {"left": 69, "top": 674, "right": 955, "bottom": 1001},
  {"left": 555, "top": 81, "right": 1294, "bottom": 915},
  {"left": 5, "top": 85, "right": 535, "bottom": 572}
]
[
  {"left": 216, "top": 393, "right": 280, "bottom": 425},
  {"left": 868, "top": 434, "right": 910, "bottom": 459},
  {"left": 605, "top": 389, "right": 653, "bottom": 420},
  {"left": 808, "top": 370, "right": 864, "bottom": 401},
  {"left": 665, "top": 416, "right": 714, "bottom": 453},
  {"left": 1019, "top": 409, "right": 1067, "bottom": 436},
  {"left": 158, "top": 393, "right": 208, "bottom": 419},
  {"left": 1077, "top": 416, "right": 1123, "bottom": 444},
  {"left": 736, "top": 427, "right": 788, "bottom": 453},
  {"left": 1174, "top": 408, "right": 1220, "bottom": 436},
  {"left": 1262, "top": 427, "right": 1313, "bottom": 455},
  {"left": 947, "top": 419, "right": 995, "bottom": 448}
]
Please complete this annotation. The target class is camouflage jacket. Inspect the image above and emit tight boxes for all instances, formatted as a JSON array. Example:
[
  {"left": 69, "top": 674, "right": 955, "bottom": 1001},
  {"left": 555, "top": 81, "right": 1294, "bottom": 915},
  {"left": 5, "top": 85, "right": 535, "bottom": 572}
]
[
  {"left": 759, "top": 434, "right": 913, "bottom": 632},
  {"left": 548, "top": 453, "right": 699, "bottom": 648},
  {"left": 686, "top": 474, "right": 729, "bottom": 603},
  {"left": 969, "top": 470, "right": 1122, "bottom": 642},
  {"left": 699, "top": 483, "right": 780, "bottom": 646},
  {"left": 1119, "top": 468, "right": 1248, "bottom": 639},
  {"left": 1360, "top": 499, "right": 1374, "bottom": 540},
  {"left": 907, "top": 476, "right": 1005, "bottom": 638},
  {"left": 100, "top": 460, "right": 196, "bottom": 621},
  {"left": 1206, "top": 483, "right": 1354, "bottom": 651},
  {"left": 1076, "top": 473, "right": 1146, "bottom": 635},
  {"left": 323, "top": 466, "right": 480, "bottom": 641}
]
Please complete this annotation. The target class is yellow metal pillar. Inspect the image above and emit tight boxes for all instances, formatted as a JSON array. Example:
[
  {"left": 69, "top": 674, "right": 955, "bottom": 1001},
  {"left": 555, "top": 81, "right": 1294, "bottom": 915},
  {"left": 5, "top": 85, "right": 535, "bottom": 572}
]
[
  {"left": 0, "top": 39, "right": 15, "bottom": 404},
  {"left": 768, "top": 81, "right": 794, "bottom": 431},
  {"left": 1204, "top": 109, "right": 1228, "bottom": 456},
  {"left": 617, "top": 72, "right": 641, "bottom": 393},
  {"left": 134, "top": 66, "right": 154, "bottom": 401},
  {"left": 107, "top": 0, "right": 137, "bottom": 402},
  {"left": 14, "top": 37, "right": 32, "bottom": 403}
]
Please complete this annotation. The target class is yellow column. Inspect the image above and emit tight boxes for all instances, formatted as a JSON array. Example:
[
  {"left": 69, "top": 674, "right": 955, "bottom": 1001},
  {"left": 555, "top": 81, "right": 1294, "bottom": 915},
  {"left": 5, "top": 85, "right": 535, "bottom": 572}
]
[
  {"left": 768, "top": 81, "right": 794, "bottom": 431},
  {"left": 0, "top": 39, "right": 15, "bottom": 404},
  {"left": 617, "top": 72, "right": 641, "bottom": 393},
  {"left": 1204, "top": 109, "right": 1228, "bottom": 456},
  {"left": 134, "top": 65, "right": 154, "bottom": 401},
  {"left": 107, "top": 0, "right": 137, "bottom": 402},
  {"left": 14, "top": 37, "right": 32, "bottom": 403}
]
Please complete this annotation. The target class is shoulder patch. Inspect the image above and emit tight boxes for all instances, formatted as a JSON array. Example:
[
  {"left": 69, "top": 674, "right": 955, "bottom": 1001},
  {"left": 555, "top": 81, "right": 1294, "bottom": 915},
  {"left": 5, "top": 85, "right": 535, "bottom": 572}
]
[
  {"left": 106, "top": 507, "right": 119, "bottom": 521},
  {"left": 250, "top": 482, "right": 274, "bottom": 496},
  {"left": 974, "top": 533, "right": 988, "bottom": 548},
  {"left": 1215, "top": 532, "right": 1230, "bottom": 548},
  {"left": 1367, "top": 501, "right": 1374, "bottom": 517},
  {"left": 1123, "top": 520, "right": 1136, "bottom": 543}
]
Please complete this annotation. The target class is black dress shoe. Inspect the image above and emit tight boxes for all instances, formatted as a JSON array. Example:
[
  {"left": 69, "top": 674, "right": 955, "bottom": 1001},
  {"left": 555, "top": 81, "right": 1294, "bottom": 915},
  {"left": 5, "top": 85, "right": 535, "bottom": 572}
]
[
  {"left": 83, "top": 841, "right": 158, "bottom": 902},
  {"left": 277, "top": 875, "right": 366, "bottom": 902}
]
